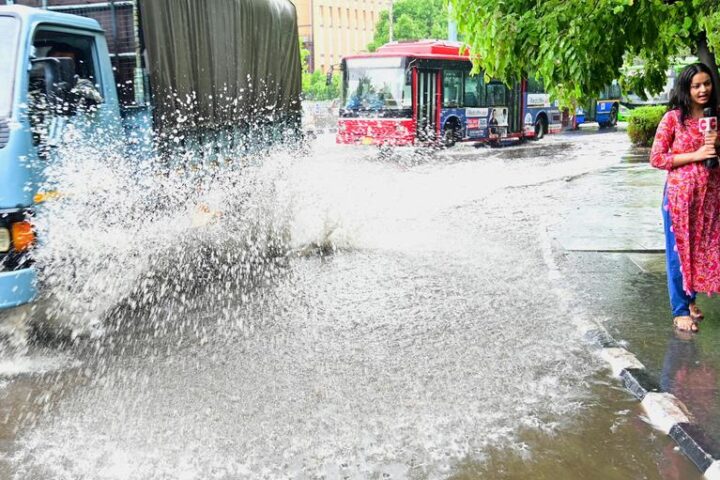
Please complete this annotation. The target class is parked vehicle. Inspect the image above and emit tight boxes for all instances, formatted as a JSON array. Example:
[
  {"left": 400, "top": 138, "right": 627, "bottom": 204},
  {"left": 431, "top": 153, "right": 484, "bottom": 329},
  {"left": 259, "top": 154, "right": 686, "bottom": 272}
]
[
  {"left": 575, "top": 80, "right": 622, "bottom": 128},
  {"left": 575, "top": 64, "right": 690, "bottom": 128},
  {"left": 336, "top": 40, "right": 561, "bottom": 147},
  {"left": 0, "top": 1, "right": 301, "bottom": 323}
]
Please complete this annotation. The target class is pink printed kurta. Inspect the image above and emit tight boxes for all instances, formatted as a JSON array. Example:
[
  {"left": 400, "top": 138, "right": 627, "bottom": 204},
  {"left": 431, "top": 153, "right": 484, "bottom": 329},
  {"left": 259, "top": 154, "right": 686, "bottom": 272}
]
[{"left": 651, "top": 109, "right": 720, "bottom": 294}]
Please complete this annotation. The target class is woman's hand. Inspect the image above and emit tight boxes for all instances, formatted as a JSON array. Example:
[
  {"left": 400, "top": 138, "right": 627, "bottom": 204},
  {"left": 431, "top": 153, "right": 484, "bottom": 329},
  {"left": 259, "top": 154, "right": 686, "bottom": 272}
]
[
  {"left": 706, "top": 130, "right": 718, "bottom": 146},
  {"left": 696, "top": 143, "right": 717, "bottom": 161}
]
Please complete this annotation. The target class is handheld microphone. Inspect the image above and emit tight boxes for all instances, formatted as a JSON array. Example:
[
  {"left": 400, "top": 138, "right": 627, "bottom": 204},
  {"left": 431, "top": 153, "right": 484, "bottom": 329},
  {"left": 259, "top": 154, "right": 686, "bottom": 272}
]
[{"left": 700, "top": 107, "right": 718, "bottom": 169}]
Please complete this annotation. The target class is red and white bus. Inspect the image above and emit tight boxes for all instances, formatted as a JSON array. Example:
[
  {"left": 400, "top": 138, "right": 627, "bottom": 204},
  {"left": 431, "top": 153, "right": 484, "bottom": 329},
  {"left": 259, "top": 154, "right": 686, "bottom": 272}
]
[{"left": 336, "top": 40, "right": 562, "bottom": 146}]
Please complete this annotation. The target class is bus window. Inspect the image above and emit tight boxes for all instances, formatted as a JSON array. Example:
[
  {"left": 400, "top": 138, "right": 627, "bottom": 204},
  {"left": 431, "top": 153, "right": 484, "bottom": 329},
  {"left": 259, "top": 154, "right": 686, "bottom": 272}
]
[
  {"left": 486, "top": 82, "right": 507, "bottom": 106},
  {"left": 402, "top": 69, "right": 412, "bottom": 108},
  {"left": 599, "top": 80, "right": 622, "bottom": 100},
  {"left": 463, "top": 73, "right": 485, "bottom": 107},
  {"left": 527, "top": 77, "right": 544, "bottom": 94},
  {"left": 344, "top": 57, "right": 407, "bottom": 111},
  {"left": 443, "top": 70, "right": 463, "bottom": 108}
]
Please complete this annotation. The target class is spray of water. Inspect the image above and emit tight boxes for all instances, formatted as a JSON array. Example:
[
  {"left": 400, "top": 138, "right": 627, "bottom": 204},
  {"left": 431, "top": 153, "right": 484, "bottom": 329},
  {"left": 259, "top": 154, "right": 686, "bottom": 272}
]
[
  {"left": 3, "top": 121, "right": 635, "bottom": 479},
  {"left": 30, "top": 104, "right": 301, "bottom": 337}
]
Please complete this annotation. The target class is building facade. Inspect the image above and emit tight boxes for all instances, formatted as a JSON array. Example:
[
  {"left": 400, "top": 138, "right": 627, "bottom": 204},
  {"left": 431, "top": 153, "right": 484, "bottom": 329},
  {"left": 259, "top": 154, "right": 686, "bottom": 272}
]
[{"left": 293, "top": 0, "right": 391, "bottom": 73}]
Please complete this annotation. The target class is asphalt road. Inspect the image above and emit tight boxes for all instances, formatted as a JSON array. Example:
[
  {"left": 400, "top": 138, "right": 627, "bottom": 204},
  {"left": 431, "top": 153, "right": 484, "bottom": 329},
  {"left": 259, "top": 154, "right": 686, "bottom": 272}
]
[{"left": 0, "top": 126, "right": 705, "bottom": 479}]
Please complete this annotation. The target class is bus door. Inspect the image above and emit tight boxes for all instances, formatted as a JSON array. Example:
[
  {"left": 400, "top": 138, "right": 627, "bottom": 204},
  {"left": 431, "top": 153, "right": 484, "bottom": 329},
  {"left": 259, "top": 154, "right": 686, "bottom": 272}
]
[
  {"left": 509, "top": 81, "right": 522, "bottom": 133},
  {"left": 416, "top": 69, "right": 440, "bottom": 140}
]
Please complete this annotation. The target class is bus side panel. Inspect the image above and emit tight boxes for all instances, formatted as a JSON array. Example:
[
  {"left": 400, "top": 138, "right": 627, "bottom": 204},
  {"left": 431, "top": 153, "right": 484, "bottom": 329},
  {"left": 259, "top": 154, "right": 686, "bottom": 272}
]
[
  {"left": 439, "top": 109, "right": 466, "bottom": 136},
  {"left": 524, "top": 93, "right": 562, "bottom": 136}
]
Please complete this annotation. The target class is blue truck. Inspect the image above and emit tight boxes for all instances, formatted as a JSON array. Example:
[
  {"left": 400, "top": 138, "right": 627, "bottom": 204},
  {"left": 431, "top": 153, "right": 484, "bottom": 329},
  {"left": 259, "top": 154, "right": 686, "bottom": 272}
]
[{"left": 0, "top": 1, "right": 301, "bottom": 331}]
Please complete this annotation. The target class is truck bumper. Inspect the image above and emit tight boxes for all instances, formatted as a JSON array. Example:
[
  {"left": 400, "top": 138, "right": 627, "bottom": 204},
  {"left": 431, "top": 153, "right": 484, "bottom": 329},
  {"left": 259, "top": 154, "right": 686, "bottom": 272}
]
[{"left": 0, "top": 267, "right": 37, "bottom": 311}]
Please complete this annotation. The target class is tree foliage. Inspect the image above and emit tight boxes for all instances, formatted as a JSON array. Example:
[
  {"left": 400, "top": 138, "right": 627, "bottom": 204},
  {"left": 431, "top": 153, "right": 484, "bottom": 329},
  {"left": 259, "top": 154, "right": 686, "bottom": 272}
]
[
  {"left": 300, "top": 41, "right": 340, "bottom": 100},
  {"left": 302, "top": 70, "right": 341, "bottom": 101},
  {"left": 368, "top": 0, "right": 448, "bottom": 51},
  {"left": 448, "top": 0, "right": 720, "bottom": 107}
]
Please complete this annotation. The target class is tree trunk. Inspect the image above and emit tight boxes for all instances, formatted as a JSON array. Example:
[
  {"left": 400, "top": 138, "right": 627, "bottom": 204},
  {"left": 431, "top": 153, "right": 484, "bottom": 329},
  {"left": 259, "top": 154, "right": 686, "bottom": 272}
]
[{"left": 697, "top": 31, "right": 720, "bottom": 98}]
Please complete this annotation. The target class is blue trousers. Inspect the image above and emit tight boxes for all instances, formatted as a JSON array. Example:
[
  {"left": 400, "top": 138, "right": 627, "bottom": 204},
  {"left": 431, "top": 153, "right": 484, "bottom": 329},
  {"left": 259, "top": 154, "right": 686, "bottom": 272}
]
[{"left": 663, "top": 189, "right": 696, "bottom": 317}]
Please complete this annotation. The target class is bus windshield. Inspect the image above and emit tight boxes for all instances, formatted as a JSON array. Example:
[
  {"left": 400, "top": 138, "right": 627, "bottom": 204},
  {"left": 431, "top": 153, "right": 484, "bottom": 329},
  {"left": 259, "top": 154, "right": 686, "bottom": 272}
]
[
  {"left": 344, "top": 57, "right": 410, "bottom": 111},
  {"left": 0, "top": 16, "right": 20, "bottom": 118},
  {"left": 599, "top": 81, "right": 622, "bottom": 100}
]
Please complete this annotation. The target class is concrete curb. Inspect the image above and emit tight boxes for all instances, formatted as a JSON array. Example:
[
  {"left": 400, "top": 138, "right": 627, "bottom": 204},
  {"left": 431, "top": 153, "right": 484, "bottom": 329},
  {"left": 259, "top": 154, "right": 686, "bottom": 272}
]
[{"left": 584, "top": 326, "right": 720, "bottom": 478}]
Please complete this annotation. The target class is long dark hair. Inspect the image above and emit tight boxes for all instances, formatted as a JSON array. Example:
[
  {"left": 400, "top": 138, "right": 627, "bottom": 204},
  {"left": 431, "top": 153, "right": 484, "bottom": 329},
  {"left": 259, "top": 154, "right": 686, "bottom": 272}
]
[{"left": 669, "top": 62, "right": 718, "bottom": 125}]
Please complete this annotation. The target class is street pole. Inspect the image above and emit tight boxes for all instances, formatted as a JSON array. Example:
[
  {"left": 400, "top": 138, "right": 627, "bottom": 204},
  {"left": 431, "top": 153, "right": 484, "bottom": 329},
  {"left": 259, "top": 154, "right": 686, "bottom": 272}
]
[
  {"left": 388, "top": 0, "right": 393, "bottom": 42},
  {"left": 448, "top": 3, "right": 457, "bottom": 42}
]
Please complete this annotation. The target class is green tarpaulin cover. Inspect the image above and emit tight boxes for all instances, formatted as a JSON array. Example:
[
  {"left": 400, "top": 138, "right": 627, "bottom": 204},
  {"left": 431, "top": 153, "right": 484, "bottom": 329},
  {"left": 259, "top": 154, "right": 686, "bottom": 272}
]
[{"left": 139, "top": 0, "right": 301, "bottom": 130}]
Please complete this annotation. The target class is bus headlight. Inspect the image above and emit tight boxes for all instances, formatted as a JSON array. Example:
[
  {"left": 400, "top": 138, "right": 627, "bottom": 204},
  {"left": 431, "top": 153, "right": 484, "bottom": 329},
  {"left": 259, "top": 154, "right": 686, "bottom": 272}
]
[{"left": 0, "top": 228, "right": 9, "bottom": 253}]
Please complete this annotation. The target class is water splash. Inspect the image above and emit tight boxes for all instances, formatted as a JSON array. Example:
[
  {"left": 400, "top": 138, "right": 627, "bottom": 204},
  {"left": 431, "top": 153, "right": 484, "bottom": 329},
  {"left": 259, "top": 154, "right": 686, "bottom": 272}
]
[
  {"left": 5, "top": 127, "right": 636, "bottom": 479},
  {"left": 31, "top": 117, "right": 299, "bottom": 337}
]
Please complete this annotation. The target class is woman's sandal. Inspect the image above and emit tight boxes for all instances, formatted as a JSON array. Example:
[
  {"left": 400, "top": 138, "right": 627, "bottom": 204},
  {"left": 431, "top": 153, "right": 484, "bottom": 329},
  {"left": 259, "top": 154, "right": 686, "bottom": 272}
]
[
  {"left": 690, "top": 303, "right": 704, "bottom": 322},
  {"left": 674, "top": 315, "right": 699, "bottom": 332}
]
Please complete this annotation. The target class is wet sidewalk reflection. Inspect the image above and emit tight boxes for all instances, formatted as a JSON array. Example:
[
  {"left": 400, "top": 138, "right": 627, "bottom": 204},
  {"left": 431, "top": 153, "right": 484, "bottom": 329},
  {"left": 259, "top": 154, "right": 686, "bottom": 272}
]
[{"left": 554, "top": 148, "right": 720, "bottom": 467}]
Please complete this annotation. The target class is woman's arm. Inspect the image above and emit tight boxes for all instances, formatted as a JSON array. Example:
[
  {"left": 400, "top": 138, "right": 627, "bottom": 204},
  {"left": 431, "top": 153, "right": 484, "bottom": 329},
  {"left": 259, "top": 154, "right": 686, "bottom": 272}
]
[
  {"left": 650, "top": 112, "right": 679, "bottom": 170},
  {"left": 670, "top": 150, "right": 712, "bottom": 167},
  {"left": 650, "top": 111, "right": 716, "bottom": 169}
]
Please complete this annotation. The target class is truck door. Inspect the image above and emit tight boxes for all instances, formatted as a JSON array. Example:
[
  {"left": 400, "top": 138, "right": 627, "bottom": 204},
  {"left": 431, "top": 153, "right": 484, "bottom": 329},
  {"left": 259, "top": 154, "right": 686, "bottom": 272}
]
[
  {"left": 28, "top": 27, "right": 118, "bottom": 157},
  {"left": 416, "top": 69, "right": 439, "bottom": 141}
]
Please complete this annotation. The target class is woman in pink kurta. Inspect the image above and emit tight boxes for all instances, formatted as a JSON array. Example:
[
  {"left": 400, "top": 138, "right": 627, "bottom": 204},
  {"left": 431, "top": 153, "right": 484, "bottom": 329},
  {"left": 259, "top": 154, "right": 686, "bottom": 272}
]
[{"left": 650, "top": 63, "right": 720, "bottom": 332}]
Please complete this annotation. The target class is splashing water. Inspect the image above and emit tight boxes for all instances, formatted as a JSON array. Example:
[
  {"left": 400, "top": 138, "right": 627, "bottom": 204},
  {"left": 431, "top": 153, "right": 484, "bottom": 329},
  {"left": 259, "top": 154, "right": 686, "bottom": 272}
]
[
  {"left": 4, "top": 127, "right": 640, "bottom": 479},
  {"left": 30, "top": 118, "right": 298, "bottom": 336}
]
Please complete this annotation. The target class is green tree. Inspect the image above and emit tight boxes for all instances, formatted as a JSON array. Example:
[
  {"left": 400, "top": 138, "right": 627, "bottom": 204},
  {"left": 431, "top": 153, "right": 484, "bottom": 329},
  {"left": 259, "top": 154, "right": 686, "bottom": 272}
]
[
  {"left": 304, "top": 70, "right": 341, "bottom": 101},
  {"left": 448, "top": 0, "right": 720, "bottom": 107},
  {"left": 300, "top": 40, "right": 340, "bottom": 100},
  {"left": 368, "top": 0, "right": 449, "bottom": 51}
]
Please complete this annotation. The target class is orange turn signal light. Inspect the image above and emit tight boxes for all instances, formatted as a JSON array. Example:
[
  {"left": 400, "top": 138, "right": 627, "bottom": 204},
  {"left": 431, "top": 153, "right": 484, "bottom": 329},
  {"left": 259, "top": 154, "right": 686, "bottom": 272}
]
[{"left": 11, "top": 221, "right": 35, "bottom": 252}]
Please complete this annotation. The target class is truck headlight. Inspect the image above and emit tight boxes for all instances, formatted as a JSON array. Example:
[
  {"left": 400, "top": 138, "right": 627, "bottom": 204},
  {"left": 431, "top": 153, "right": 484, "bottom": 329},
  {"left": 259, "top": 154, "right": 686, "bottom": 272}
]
[
  {"left": 11, "top": 222, "right": 35, "bottom": 252},
  {"left": 0, "top": 228, "right": 9, "bottom": 253}
]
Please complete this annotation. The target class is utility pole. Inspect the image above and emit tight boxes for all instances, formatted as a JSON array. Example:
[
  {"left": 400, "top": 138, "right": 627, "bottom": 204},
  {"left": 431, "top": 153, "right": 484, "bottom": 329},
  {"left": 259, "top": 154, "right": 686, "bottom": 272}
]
[
  {"left": 388, "top": 0, "right": 394, "bottom": 42},
  {"left": 448, "top": 3, "right": 457, "bottom": 42}
]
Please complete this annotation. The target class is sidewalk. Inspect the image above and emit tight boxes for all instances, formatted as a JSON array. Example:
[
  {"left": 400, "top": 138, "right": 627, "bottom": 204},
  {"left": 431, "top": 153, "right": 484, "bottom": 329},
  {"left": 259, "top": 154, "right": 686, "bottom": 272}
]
[{"left": 551, "top": 155, "right": 720, "bottom": 469}]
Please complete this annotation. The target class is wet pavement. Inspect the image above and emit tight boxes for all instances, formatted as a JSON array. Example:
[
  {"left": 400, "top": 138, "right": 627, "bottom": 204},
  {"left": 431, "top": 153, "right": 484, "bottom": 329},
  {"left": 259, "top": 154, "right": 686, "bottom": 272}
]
[
  {"left": 551, "top": 139, "right": 720, "bottom": 447},
  {"left": 0, "top": 125, "right": 713, "bottom": 479}
]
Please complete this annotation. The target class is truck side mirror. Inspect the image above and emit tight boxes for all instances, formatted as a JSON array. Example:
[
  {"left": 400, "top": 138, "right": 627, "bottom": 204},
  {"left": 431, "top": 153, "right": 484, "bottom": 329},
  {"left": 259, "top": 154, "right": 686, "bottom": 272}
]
[{"left": 29, "top": 57, "right": 77, "bottom": 110}]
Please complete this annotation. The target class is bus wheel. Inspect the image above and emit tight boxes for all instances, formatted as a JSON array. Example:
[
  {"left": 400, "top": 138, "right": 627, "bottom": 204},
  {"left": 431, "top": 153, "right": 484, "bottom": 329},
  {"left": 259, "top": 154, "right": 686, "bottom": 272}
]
[
  {"left": 534, "top": 118, "right": 546, "bottom": 140},
  {"left": 609, "top": 105, "right": 619, "bottom": 126},
  {"left": 442, "top": 126, "right": 458, "bottom": 147}
]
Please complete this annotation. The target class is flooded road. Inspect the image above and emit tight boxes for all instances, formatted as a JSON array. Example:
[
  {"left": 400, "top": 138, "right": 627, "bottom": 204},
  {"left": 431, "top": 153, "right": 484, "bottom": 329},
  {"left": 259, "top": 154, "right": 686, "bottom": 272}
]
[{"left": 0, "top": 128, "right": 703, "bottom": 479}]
